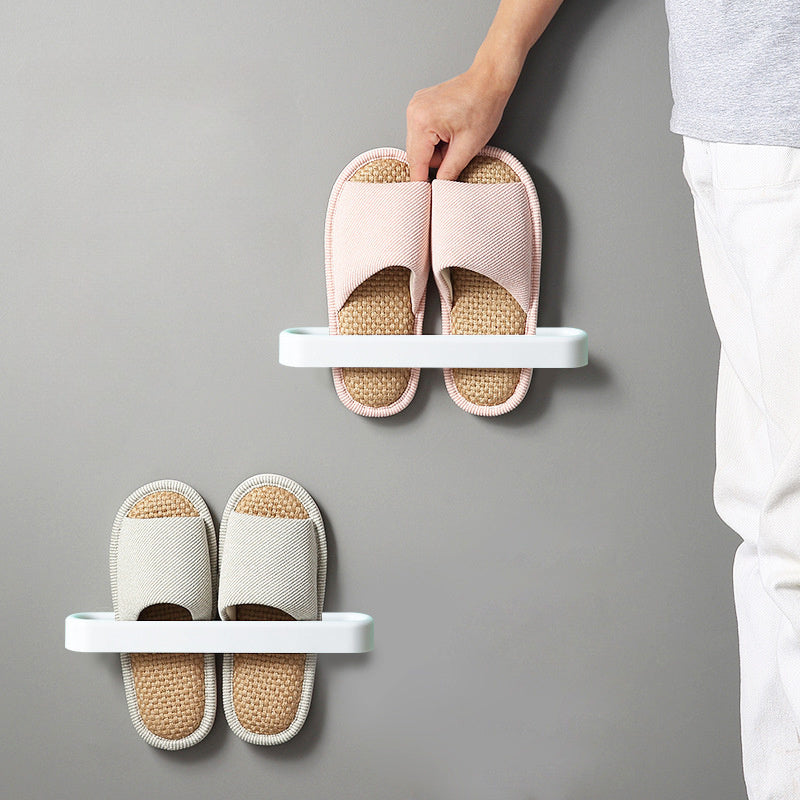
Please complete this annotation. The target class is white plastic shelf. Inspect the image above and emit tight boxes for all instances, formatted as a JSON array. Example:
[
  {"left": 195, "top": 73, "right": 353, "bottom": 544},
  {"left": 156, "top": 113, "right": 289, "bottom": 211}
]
[
  {"left": 279, "top": 326, "right": 588, "bottom": 369},
  {"left": 65, "top": 611, "right": 374, "bottom": 654}
]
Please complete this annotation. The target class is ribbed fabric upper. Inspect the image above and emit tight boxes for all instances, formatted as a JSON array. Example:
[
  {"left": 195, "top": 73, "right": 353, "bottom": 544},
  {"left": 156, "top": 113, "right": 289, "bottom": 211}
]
[
  {"left": 667, "top": 0, "right": 800, "bottom": 147},
  {"left": 431, "top": 179, "right": 533, "bottom": 312},
  {"left": 115, "top": 516, "right": 213, "bottom": 622},
  {"left": 330, "top": 180, "right": 431, "bottom": 313},
  {"left": 217, "top": 512, "right": 318, "bottom": 622}
]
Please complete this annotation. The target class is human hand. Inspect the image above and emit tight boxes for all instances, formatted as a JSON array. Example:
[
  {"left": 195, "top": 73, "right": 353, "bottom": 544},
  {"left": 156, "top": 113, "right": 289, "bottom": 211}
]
[
  {"left": 406, "top": 0, "right": 562, "bottom": 181},
  {"left": 406, "top": 67, "right": 513, "bottom": 182}
]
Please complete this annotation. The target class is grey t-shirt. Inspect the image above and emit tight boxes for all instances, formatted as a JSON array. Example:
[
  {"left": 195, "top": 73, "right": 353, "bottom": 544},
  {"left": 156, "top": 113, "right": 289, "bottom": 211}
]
[{"left": 666, "top": 1, "right": 800, "bottom": 147}]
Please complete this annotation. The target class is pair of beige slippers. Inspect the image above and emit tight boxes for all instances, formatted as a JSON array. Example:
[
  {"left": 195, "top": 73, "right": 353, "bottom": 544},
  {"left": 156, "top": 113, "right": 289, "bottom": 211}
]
[{"left": 110, "top": 474, "right": 326, "bottom": 749}]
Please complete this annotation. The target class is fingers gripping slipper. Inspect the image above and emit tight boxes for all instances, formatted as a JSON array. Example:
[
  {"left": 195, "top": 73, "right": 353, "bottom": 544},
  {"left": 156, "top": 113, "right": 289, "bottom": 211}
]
[
  {"left": 325, "top": 148, "right": 431, "bottom": 416},
  {"left": 432, "top": 146, "right": 542, "bottom": 415},
  {"left": 110, "top": 480, "right": 217, "bottom": 749},
  {"left": 218, "top": 474, "right": 327, "bottom": 745}
]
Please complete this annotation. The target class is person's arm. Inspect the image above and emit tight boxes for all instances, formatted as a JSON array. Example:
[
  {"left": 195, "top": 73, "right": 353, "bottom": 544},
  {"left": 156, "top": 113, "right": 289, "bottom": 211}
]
[{"left": 406, "top": 0, "right": 564, "bottom": 181}]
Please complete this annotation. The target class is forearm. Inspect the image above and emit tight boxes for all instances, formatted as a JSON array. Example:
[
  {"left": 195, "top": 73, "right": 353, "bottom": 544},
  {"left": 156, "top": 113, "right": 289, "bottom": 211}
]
[
  {"left": 472, "top": 0, "right": 565, "bottom": 96},
  {"left": 405, "top": 0, "right": 564, "bottom": 180}
]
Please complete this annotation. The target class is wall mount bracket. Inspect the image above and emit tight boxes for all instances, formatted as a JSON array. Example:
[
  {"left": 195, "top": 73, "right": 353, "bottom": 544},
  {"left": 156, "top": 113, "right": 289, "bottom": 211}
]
[
  {"left": 278, "top": 326, "right": 588, "bottom": 369},
  {"left": 64, "top": 611, "right": 374, "bottom": 654}
]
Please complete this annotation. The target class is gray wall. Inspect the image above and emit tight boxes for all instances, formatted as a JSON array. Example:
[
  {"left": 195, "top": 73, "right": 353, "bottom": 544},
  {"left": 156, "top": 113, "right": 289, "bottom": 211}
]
[{"left": 1, "top": 1, "right": 744, "bottom": 798}]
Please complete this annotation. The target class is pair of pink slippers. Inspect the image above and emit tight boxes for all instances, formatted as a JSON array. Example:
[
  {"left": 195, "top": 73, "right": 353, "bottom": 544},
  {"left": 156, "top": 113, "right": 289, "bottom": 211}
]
[{"left": 325, "top": 146, "right": 541, "bottom": 418}]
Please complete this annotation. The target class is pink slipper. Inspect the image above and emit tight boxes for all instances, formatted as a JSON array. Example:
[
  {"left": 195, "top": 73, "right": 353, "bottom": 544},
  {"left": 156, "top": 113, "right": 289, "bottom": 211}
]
[
  {"left": 325, "top": 148, "right": 431, "bottom": 417},
  {"left": 432, "top": 146, "right": 542, "bottom": 416}
]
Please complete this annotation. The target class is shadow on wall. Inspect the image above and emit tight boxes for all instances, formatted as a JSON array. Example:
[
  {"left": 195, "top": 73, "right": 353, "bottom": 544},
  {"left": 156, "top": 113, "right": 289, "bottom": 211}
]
[
  {"left": 500, "top": 0, "right": 622, "bottom": 153},
  {"left": 486, "top": 0, "right": 621, "bottom": 427}
]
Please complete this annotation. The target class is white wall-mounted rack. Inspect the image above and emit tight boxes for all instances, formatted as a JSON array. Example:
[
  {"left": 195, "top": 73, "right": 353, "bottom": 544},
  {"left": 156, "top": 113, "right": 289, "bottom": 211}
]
[
  {"left": 278, "top": 326, "right": 588, "bottom": 369},
  {"left": 64, "top": 611, "right": 374, "bottom": 654}
]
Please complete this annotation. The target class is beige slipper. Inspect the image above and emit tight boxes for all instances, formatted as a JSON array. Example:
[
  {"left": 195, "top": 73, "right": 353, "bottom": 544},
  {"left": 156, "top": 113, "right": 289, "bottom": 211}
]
[
  {"left": 217, "top": 474, "right": 327, "bottom": 745},
  {"left": 110, "top": 480, "right": 217, "bottom": 749}
]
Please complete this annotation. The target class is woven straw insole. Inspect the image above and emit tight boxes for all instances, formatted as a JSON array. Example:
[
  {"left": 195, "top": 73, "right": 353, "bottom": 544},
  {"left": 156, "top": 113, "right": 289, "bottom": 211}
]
[
  {"left": 338, "top": 158, "right": 415, "bottom": 408},
  {"left": 450, "top": 156, "right": 527, "bottom": 406},
  {"left": 127, "top": 491, "right": 205, "bottom": 741},
  {"left": 231, "top": 486, "right": 310, "bottom": 736}
]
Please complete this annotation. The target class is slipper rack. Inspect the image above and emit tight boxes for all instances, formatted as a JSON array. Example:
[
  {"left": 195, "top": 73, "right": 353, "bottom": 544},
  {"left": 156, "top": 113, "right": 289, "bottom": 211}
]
[
  {"left": 278, "top": 326, "right": 588, "bottom": 369},
  {"left": 64, "top": 611, "right": 374, "bottom": 654}
]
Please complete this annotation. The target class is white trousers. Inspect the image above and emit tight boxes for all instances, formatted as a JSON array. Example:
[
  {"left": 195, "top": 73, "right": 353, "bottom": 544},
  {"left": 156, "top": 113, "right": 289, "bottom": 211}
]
[{"left": 683, "top": 136, "right": 800, "bottom": 799}]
